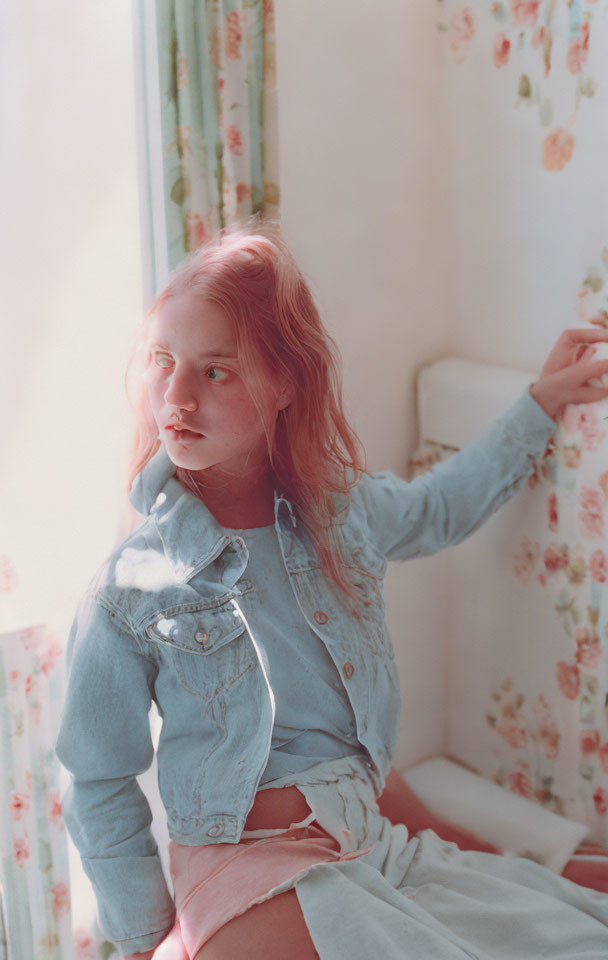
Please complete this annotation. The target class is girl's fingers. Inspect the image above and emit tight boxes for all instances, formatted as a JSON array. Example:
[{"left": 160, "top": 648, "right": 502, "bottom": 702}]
[
  {"left": 561, "top": 329, "right": 608, "bottom": 362},
  {"left": 539, "top": 330, "right": 608, "bottom": 382},
  {"left": 565, "top": 358, "right": 608, "bottom": 383},
  {"left": 564, "top": 326, "right": 608, "bottom": 341},
  {"left": 571, "top": 385, "right": 608, "bottom": 404},
  {"left": 550, "top": 358, "right": 607, "bottom": 383},
  {"left": 582, "top": 358, "right": 608, "bottom": 377}
]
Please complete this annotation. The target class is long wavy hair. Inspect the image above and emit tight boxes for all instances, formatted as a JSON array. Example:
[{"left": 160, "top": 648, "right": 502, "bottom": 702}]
[{"left": 125, "top": 216, "right": 371, "bottom": 619}]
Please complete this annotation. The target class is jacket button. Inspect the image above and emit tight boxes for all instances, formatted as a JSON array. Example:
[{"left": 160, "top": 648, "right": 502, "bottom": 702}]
[
  {"left": 313, "top": 610, "right": 329, "bottom": 625},
  {"left": 206, "top": 823, "right": 225, "bottom": 837},
  {"left": 195, "top": 631, "right": 210, "bottom": 645},
  {"left": 342, "top": 661, "right": 354, "bottom": 679}
]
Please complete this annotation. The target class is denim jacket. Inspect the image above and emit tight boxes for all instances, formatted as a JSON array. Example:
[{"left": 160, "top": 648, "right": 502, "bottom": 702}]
[{"left": 54, "top": 384, "right": 556, "bottom": 955}]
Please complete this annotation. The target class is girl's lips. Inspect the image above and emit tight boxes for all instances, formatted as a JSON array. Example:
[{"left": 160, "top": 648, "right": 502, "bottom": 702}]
[{"left": 165, "top": 426, "right": 203, "bottom": 444}]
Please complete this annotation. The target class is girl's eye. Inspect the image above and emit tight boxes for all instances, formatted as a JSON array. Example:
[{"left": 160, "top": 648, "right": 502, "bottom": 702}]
[
  {"left": 151, "top": 354, "right": 230, "bottom": 382},
  {"left": 154, "top": 354, "right": 173, "bottom": 368},
  {"left": 206, "top": 366, "right": 229, "bottom": 382}
]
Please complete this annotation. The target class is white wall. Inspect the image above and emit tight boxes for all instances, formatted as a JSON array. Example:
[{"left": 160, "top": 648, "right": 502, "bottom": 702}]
[
  {"left": 1, "top": 3, "right": 143, "bottom": 643},
  {"left": 275, "top": 0, "right": 454, "bottom": 768}
]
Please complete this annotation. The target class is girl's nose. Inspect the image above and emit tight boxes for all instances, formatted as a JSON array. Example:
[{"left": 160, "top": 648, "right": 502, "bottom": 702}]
[{"left": 164, "top": 374, "right": 198, "bottom": 411}]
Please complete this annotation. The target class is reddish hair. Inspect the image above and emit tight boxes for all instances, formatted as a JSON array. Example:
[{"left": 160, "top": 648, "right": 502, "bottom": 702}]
[{"left": 124, "top": 216, "right": 371, "bottom": 619}]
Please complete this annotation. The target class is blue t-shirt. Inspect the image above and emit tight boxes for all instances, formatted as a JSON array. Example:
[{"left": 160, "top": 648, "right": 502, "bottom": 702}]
[{"left": 224, "top": 523, "right": 367, "bottom": 785}]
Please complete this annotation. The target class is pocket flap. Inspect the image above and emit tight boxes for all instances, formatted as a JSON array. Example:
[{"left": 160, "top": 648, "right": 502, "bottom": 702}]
[{"left": 143, "top": 604, "right": 244, "bottom": 655}]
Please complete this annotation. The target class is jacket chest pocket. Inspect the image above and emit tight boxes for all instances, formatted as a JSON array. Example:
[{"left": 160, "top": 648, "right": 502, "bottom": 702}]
[{"left": 142, "top": 602, "right": 258, "bottom": 701}]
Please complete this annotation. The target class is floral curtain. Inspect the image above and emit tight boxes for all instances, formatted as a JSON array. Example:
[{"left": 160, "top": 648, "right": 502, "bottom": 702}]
[
  {"left": 0, "top": 625, "right": 75, "bottom": 959},
  {"left": 145, "top": 0, "right": 280, "bottom": 282}
]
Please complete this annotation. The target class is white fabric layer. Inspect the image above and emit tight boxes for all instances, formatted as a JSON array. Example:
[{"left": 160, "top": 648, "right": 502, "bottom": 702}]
[{"left": 250, "top": 755, "right": 608, "bottom": 959}]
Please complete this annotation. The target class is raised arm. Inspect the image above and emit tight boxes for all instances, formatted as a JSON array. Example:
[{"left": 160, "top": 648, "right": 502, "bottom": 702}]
[
  {"left": 357, "top": 327, "right": 608, "bottom": 563},
  {"left": 356, "top": 383, "right": 556, "bottom": 563}
]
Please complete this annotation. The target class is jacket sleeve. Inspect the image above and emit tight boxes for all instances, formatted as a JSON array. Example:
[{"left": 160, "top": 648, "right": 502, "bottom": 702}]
[
  {"left": 54, "top": 588, "right": 175, "bottom": 957},
  {"left": 356, "top": 383, "right": 557, "bottom": 563}
]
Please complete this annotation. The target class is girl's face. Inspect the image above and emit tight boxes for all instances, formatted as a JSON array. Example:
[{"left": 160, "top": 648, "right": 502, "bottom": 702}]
[{"left": 145, "top": 292, "right": 287, "bottom": 476}]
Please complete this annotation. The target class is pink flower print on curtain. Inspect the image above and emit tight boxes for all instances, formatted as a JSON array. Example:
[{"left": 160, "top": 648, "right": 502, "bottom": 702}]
[{"left": 437, "top": 0, "right": 604, "bottom": 171}]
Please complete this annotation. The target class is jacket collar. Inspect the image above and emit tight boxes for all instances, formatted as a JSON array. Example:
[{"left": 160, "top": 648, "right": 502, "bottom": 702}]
[
  {"left": 129, "top": 442, "right": 291, "bottom": 584},
  {"left": 128, "top": 442, "right": 351, "bottom": 582}
]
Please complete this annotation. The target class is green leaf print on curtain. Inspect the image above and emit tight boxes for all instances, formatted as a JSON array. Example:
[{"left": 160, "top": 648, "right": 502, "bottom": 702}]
[{"left": 152, "top": 0, "right": 280, "bottom": 273}]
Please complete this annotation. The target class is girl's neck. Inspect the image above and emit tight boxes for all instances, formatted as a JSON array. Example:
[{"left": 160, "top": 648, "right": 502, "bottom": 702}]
[{"left": 176, "top": 464, "right": 277, "bottom": 529}]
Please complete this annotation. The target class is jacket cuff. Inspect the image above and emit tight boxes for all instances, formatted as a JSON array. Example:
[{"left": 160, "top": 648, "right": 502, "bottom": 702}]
[
  {"left": 82, "top": 855, "right": 175, "bottom": 955},
  {"left": 498, "top": 384, "right": 557, "bottom": 456},
  {"left": 113, "top": 923, "right": 175, "bottom": 958}
]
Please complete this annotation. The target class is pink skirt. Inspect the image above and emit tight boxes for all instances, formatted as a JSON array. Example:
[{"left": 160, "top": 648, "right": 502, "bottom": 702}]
[{"left": 168, "top": 821, "right": 375, "bottom": 958}]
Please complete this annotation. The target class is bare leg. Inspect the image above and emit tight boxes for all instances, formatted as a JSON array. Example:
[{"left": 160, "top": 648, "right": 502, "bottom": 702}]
[{"left": 194, "top": 888, "right": 320, "bottom": 960}]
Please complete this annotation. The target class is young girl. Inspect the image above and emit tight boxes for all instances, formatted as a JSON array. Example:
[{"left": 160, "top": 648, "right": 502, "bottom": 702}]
[{"left": 55, "top": 218, "right": 608, "bottom": 960}]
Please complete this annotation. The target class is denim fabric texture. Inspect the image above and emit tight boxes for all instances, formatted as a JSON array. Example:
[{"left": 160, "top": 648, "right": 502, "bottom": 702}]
[{"left": 54, "top": 384, "right": 556, "bottom": 955}]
